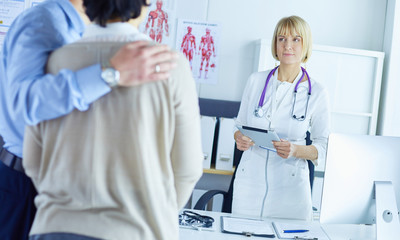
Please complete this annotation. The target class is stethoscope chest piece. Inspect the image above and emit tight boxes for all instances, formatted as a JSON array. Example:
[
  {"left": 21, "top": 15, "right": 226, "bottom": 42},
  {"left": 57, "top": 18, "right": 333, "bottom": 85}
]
[{"left": 254, "top": 107, "right": 264, "bottom": 118}]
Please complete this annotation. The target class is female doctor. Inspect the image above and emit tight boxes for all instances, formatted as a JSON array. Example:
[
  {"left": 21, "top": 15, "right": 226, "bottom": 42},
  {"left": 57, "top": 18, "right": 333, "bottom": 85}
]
[{"left": 232, "top": 16, "right": 330, "bottom": 221}]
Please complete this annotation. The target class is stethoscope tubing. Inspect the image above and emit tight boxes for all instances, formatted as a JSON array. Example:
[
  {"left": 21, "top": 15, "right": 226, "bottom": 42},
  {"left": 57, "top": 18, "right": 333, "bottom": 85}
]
[{"left": 255, "top": 65, "right": 312, "bottom": 120}]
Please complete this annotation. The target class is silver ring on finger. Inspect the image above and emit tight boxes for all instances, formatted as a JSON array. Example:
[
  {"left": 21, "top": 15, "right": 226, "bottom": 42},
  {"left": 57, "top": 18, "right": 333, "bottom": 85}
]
[{"left": 155, "top": 64, "right": 161, "bottom": 73}]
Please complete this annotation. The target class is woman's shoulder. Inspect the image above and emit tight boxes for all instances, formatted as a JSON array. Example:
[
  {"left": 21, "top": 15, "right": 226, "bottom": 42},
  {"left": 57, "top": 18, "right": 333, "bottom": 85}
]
[
  {"left": 251, "top": 69, "right": 272, "bottom": 77},
  {"left": 308, "top": 77, "right": 330, "bottom": 100},
  {"left": 309, "top": 77, "right": 327, "bottom": 91},
  {"left": 247, "top": 69, "right": 273, "bottom": 82}
]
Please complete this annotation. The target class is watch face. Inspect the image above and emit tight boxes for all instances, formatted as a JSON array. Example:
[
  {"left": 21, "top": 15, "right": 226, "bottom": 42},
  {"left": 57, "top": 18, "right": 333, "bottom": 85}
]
[
  {"left": 101, "top": 68, "right": 119, "bottom": 87},
  {"left": 105, "top": 71, "right": 113, "bottom": 79}
]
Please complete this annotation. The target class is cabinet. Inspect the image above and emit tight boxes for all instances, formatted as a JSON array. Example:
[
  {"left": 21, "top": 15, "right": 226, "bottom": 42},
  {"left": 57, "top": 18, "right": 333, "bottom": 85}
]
[{"left": 198, "top": 98, "right": 241, "bottom": 175}]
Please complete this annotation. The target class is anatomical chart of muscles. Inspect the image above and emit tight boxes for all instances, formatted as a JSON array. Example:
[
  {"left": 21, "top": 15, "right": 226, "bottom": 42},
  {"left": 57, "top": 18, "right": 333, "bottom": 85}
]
[
  {"left": 0, "top": 0, "right": 47, "bottom": 49},
  {"left": 176, "top": 19, "right": 220, "bottom": 85},
  {"left": 0, "top": 0, "right": 25, "bottom": 49},
  {"left": 139, "top": 0, "right": 176, "bottom": 46}
]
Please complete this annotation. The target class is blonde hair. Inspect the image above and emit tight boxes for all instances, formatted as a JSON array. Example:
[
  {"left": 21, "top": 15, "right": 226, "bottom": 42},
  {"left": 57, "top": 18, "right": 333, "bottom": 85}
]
[{"left": 271, "top": 16, "right": 312, "bottom": 63}]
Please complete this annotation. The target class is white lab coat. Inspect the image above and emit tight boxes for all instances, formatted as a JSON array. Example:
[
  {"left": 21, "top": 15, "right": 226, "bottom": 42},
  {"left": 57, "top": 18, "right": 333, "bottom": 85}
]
[{"left": 232, "top": 68, "right": 330, "bottom": 220}]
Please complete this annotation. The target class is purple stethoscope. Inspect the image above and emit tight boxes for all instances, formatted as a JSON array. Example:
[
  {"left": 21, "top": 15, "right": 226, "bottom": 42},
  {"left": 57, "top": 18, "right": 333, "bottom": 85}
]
[{"left": 254, "top": 65, "right": 312, "bottom": 121}]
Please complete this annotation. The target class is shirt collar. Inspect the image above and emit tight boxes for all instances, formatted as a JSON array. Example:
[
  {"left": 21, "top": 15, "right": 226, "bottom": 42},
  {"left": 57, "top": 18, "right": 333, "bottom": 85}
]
[
  {"left": 82, "top": 22, "right": 150, "bottom": 40},
  {"left": 57, "top": 0, "right": 85, "bottom": 35}
]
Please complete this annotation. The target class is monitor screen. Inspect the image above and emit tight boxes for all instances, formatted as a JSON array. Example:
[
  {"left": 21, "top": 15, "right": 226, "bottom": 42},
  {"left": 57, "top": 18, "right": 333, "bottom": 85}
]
[{"left": 320, "top": 133, "right": 400, "bottom": 224}]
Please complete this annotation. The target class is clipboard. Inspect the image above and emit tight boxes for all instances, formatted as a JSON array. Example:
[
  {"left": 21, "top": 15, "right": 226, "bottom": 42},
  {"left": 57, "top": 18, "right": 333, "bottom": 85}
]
[
  {"left": 220, "top": 216, "right": 275, "bottom": 238},
  {"left": 272, "top": 221, "right": 330, "bottom": 240},
  {"left": 237, "top": 125, "right": 280, "bottom": 152}
]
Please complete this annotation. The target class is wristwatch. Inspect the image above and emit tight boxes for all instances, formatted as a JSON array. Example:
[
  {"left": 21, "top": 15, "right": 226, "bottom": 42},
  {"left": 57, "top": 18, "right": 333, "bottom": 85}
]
[{"left": 101, "top": 67, "right": 120, "bottom": 87}]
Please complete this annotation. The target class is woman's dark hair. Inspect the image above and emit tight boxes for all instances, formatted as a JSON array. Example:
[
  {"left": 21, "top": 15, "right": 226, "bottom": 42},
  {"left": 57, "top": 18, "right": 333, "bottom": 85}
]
[{"left": 84, "top": 0, "right": 150, "bottom": 27}]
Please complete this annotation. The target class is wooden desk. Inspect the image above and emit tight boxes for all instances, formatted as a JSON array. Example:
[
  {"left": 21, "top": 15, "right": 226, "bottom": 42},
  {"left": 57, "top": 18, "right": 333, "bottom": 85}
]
[{"left": 179, "top": 210, "right": 376, "bottom": 240}]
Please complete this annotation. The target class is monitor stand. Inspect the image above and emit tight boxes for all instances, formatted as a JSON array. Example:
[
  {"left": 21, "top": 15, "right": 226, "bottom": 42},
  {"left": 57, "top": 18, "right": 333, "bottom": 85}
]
[{"left": 375, "top": 181, "right": 400, "bottom": 240}]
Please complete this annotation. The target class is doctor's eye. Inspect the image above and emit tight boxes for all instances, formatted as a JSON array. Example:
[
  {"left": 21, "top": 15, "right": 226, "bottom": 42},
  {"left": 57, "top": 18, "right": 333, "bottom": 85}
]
[
  {"left": 293, "top": 37, "right": 302, "bottom": 42},
  {"left": 278, "top": 37, "right": 286, "bottom": 42}
]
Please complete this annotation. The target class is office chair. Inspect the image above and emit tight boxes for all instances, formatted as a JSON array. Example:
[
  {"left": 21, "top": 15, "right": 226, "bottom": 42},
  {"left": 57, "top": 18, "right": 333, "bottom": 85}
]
[{"left": 194, "top": 146, "right": 242, "bottom": 213}]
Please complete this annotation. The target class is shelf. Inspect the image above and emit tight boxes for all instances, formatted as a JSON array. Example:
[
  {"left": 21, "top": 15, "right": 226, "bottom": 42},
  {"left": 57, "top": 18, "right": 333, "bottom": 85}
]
[
  {"left": 203, "top": 164, "right": 235, "bottom": 176},
  {"left": 331, "top": 111, "right": 373, "bottom": 117}
]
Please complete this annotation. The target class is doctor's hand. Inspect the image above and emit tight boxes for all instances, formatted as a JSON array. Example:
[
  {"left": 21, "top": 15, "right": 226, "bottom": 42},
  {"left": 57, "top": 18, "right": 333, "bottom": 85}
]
[
  {"left": 273, "top": 139, "right": 298, "bottom": 159},
  {"left": 234, "top": 130, "right": 254, "bottom": 151}
]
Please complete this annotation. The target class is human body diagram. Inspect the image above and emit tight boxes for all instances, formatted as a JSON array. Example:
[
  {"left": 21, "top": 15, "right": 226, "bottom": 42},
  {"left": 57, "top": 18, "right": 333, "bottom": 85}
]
[
  {"left": 145, "top": 0, "right": 169, "bottom": 43},
  {"left": 180, "top": 26, "right": 196, "bottom": 70},
  {"left": 197, "top": 28, "right": 216, "bottom": 79},
  {"left": 177, "top": 21, "right": 219, "bottom": 83}
]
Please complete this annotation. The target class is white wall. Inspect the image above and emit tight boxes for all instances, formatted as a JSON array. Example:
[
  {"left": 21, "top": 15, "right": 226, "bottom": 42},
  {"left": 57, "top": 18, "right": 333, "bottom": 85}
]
[
  {"left": 175, "top": 0, "right": 388, "bottom": 101},
  {"left": 379, "top": 0, "right": 400, "bottom": 136}
]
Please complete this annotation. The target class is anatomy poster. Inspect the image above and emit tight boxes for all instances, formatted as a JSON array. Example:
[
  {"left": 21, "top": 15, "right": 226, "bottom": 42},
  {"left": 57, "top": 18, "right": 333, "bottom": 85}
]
[
  {"left": 0, "top": 0, "right": 25, "bottom": 27},
  {"left": 0, "top": 0, "right": 25, "bottom": 48},
  {"left": 139, "top": 0, "right": 176, "bottom": 46},
  {"left": 0, "top": 28, "right": 6, "bottom": 48},
  {"left": 30, "top": 0, "right": 46, "bottom": 7},
  {"left": 0, "top": 0, "right": 46, "bottom": 49},
  {"left": 176, "top": 19, "right": 220, "bottom": 85}
]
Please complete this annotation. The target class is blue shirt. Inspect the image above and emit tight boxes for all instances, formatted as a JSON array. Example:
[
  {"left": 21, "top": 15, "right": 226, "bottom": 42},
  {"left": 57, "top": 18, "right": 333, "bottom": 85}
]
[{"left": 0, "top": 0, "right": 111, "bottom": 157}]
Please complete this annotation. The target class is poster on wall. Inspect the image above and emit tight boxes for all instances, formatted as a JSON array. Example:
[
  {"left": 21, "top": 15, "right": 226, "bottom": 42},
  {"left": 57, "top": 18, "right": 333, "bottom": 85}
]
[
  {"left": 0, "top": 0, "right": 26, "bottom": 48},
  {"left": 176, "top": 19, "right": 220, "bottom": 85},
  {"left": 30, "top": 0, "right": 46, "bottom": 7},
  {"left": 138, "top": 0, "right": 176, "bottom": 47},
  {"left": 0, "top": 28, "right": 7, "bottom": 48}
]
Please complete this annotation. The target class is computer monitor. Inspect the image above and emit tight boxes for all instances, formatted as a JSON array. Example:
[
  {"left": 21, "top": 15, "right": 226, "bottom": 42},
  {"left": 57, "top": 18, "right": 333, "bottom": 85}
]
[{"left": 320, "top": 133, "right": 400, "bottom": 238}]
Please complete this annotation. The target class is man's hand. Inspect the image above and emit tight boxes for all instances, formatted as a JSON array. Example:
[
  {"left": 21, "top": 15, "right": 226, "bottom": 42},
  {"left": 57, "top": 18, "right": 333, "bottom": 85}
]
[{"left": 109, "top": 41, "right": 178, "bottom": 87}]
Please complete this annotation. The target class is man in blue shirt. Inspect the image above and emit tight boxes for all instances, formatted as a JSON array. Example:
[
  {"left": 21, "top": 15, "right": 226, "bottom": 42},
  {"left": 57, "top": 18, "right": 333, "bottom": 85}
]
[{"left": 0, "top": 0, "right": 177, "bottom": 239}]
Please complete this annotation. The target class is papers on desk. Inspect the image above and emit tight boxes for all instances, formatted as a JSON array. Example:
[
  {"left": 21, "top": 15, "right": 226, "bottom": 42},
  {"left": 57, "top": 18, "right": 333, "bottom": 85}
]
[
  {"left": 272, "top": 221, "right": 330, "bottom": 240},
  {"left": 221, "top": 216, "right": 275, "bottom": 238},
  {"left": 220, "top": 217, "right": 330, "bottom": 239}
]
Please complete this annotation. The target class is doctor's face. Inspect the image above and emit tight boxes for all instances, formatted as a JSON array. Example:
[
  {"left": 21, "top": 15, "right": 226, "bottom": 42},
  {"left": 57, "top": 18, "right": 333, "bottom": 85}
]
[{"left": 276, "top": 34, "right": 303, "bottom": 66}]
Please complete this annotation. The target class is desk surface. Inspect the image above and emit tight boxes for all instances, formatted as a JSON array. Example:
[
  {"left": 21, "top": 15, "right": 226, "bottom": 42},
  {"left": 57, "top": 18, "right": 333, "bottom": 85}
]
[{"left": 179, "top": 210, "right": 376, "bottom": 240}]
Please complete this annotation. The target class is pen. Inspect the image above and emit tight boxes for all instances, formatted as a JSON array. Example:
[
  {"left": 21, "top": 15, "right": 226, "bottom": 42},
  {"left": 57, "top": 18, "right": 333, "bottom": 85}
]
[{"left": 283, "top": 229, "right": 309, "bottom": 233}]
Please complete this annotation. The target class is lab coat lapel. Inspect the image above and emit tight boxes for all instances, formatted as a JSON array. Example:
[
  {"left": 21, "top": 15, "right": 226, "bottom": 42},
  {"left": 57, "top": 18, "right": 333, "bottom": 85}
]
[{"left": 269, "top": 74, "right": 298, "bottom": 124}]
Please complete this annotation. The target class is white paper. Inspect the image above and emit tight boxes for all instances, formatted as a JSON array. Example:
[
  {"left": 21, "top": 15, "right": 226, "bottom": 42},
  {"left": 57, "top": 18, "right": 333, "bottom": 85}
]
[
  {"left": 272, "top": 221, "right": 330, "bottom": 240},
  {"left": 222, "top": 216, "right": 275, "bottom": 235}
]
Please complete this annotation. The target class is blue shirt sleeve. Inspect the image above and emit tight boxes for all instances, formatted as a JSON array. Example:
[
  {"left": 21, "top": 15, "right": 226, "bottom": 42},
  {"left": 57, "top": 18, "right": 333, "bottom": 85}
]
[{"left": 4, "top": 1, "right": 110, "bottom": 126}]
